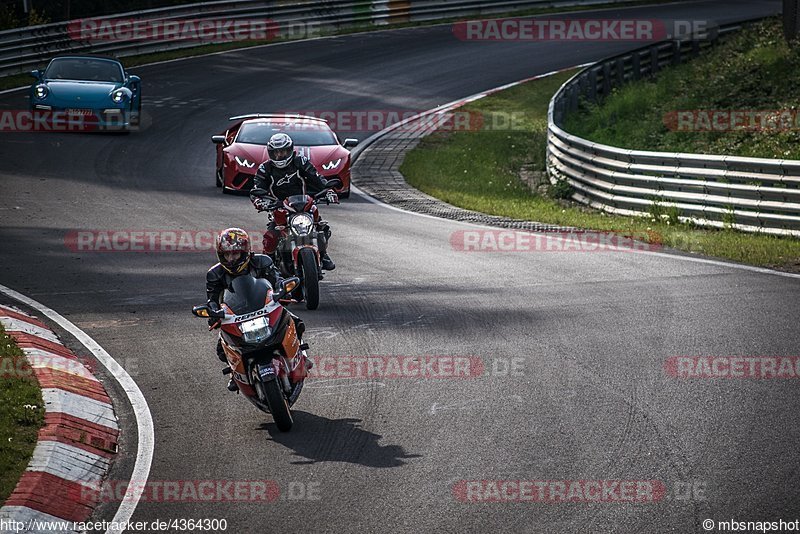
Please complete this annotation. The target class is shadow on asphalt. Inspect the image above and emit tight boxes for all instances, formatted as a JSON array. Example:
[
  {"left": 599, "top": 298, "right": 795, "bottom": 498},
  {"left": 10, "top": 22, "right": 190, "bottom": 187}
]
[{"left": 262, "top": 411, "right": 422, "bottom": 468}]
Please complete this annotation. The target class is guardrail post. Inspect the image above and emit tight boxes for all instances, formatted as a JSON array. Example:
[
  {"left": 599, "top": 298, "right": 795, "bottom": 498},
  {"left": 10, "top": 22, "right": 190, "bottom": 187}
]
[
  {"left": 615, "top": 57, "right": 625, "bottom": 85},
  {"left": 568, "top": 86, "right": 578, "bottom": 113},
  {"left": 587, "top": 69, "right": 598, "bottom": 103},
  {"left": 671, "top": 40, "right": 682, "bottom": 65},
  {"left": 631, "top": 52, "right": 641, "bottom": 80},
  {"left": 650, "top": 47, "right": 660, "bottom": 75},
  {"left": 602, "top": 62, "right": 612, "bottom": 96}
]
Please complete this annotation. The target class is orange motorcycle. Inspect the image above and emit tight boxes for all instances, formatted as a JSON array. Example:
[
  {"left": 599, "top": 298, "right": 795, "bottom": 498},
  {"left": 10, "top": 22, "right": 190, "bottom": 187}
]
[{"left": 193, "top": 275, "right": 308, "bottom": 432}]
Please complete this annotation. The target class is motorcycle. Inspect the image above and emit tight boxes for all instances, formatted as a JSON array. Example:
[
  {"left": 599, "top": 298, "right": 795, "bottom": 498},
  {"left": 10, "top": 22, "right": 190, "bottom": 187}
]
[
  {"left": 252, "top": 179, "right": 341, "bottom": 310},
  {"left": 192, "top": 275, "right": 308, "bottom": 432}
]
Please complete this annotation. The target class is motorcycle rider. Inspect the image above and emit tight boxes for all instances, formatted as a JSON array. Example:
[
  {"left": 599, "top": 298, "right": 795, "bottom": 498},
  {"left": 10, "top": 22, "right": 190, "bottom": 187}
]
[
  {"left": 206, "top": 227, "right": 310, "bottom": 392},
  {"left": 250, "top": 132, "right": 339, "bottom": 271}
]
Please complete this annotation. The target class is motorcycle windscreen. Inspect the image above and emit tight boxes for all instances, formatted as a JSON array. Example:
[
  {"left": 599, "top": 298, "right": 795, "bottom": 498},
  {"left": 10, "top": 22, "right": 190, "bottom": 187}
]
[
  {"left": 223, "top": 275, "right": 271, "bottom": 315},
  {"left": 286, "top": 194, "right": 309, "bottom": 212}
]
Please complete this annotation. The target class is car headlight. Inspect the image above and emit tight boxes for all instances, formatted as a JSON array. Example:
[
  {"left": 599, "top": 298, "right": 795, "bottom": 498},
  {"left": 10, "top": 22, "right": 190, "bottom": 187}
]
[
  {"left": 322, "top": 158, "right": 342, "bottom": 171},
  {"left": 34, "top": 85, "right": 48, "bottom": 99},
  {"left": 235, "top": 156, "right": 255, "bottom": 168},
  {"left": 290, "top": 213, "right": 314, "bottom": 236},
  {"left": 111, "top": 89, "right": 127, "bottom": 103},
  {"left": 240, "top": 316, "right": 271, "bottom": 343}
]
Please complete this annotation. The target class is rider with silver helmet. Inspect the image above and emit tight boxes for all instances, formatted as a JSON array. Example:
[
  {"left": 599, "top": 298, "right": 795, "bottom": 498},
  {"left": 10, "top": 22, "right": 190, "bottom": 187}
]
[{"left": 250, "top": 132, "right": 338, "bottom": 271}]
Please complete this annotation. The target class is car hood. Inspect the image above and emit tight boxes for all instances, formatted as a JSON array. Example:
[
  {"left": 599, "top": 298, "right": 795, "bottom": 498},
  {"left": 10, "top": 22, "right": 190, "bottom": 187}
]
[
  {"left": 232, "top": 144, "right": 348, "bottom": 173},
  {"left": 43, "top": 80, "right": 122, "bottom": 105}
]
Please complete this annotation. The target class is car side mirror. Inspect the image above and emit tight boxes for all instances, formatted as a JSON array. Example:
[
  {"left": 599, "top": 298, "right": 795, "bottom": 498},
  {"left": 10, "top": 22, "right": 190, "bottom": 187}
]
[
  {"left": 342, "top": 138, "right": 359, "bottom": 149},
  {"left": 211, "top": 135, "right": 227, "bottom": 144},
  {"left": 127, "top": 74, "right": 140, "bottom": 84},
  {"left": 30, "top": 69, "right": 42, "bottom": 79}
]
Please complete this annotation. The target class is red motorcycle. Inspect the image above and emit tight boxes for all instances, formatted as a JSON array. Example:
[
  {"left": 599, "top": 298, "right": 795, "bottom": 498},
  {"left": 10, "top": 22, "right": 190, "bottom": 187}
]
[
  {"left": 253, "top": 179, "right": 341, "bottom": 310},
  {"left": 192, "top": 275, "right": 308, "bottom": 432}
]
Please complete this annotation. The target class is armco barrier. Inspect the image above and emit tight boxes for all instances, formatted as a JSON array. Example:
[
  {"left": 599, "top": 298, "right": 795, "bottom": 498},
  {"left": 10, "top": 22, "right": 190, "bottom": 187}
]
[
  {"left": 2, "top": 0, "right": 636, "bottom": 77},
  {"left": 546, "top": 19, "right": 800, "bottom": 236}
]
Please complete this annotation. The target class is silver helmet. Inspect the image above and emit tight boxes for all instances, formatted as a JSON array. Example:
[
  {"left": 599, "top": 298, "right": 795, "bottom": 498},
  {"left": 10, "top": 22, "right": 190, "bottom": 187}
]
[{"left": 267, "top": 132, "right": 294, "bottom": 168}]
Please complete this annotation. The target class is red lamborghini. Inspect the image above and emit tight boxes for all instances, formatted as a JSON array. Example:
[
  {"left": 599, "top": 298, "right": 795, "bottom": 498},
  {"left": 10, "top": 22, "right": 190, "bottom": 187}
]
[{"left": 212, "top": 114, "right": 358, "bottom": 197}]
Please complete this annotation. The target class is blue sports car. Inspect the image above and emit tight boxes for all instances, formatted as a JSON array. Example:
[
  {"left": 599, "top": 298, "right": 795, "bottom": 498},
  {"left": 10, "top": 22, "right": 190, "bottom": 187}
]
[{"left": 29, "top": 56, "right": 141, "bottom": 131}]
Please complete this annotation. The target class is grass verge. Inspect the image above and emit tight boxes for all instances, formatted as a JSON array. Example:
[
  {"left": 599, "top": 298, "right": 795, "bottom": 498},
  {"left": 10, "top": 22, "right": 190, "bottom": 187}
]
[
  {"left": 399, "top": 69, "right": 800, "bottom": 271},
  {"left": 2, "top": 0, "right": 680, "bottom": 92},
  {"left": 0, "top": 324, "right": 45, "bottom": 505},
  {"left": 565, "top": 17, "right": 800, "bottom": 159}
]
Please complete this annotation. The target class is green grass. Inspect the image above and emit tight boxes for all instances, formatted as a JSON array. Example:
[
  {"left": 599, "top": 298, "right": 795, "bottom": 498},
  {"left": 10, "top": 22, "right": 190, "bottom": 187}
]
[
  {"left": 0, "top": 324, "right": 45, "bottom": 505},
  {"left": 565, "top": 17, "right": 800, "bottom": 160},
  {"left": 399, "top": 69, "right": 800, "bottom": 270},
  {"left": 0, "top": 0, "right": 680, "bottom": 92}
]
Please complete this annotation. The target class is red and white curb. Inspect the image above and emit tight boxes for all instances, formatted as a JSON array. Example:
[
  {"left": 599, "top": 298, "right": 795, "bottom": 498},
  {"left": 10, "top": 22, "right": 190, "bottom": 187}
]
[{"left": 0, "top": 304, "right": 118, "bottom": 532}]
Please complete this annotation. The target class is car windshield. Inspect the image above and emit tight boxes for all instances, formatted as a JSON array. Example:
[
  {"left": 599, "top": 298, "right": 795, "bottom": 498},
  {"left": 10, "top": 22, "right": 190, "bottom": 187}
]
[
  {"left": 44, "top": 58, "right": 124, "bottom": 83},
  {"left": 223, "top": 275, "right": 272, "bottom": 316},
  {"left": 236, "top": 121, "right": 337, "bottom": 146}
]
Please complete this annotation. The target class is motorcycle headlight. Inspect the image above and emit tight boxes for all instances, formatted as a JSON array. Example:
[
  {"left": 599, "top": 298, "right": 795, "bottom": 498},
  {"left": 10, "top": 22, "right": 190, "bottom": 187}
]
[
  {"left": 290, "top": 213, "right": 314, "bottom": 236},
  {"left": 111, "top": 89, "right": 127, "bottom": 103},
  {"left": 240, "top": 316, "right": 271, "bottom": 343},
  {"left": 34, "top": 85, "right": 48, "bottom": 99}
]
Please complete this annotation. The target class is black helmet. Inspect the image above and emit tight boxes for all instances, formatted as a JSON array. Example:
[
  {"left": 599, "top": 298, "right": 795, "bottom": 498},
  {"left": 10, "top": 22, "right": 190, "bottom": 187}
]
[{"left": 267, "top": 133, "right": 294, "bottom": 168}]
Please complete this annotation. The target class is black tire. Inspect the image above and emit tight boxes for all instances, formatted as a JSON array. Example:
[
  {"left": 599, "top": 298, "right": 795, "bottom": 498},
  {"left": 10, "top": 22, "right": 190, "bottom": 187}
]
[
  {"left": 338, "top": 188, "right": 350, "bottom": 199},
  {"left": 130, "top": 101, "right": 141, "bottom": 128},
  {"left": 216, "top": 167, "right": 223, "bottom": 188},
  {"left": 262, "top": 378, "right": 293, "bottom": 431},
  {"left": 300, "top": 248, "right": 320, "bottom": 310}
]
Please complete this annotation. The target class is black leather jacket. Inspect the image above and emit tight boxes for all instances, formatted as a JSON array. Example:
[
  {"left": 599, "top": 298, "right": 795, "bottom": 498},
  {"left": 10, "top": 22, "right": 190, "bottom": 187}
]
[
  {"left": 206, "top": 254, "right": 281, "bottom": 305},
  {"left": 250, "top": 153, "right": 332, "bottom": 205}
]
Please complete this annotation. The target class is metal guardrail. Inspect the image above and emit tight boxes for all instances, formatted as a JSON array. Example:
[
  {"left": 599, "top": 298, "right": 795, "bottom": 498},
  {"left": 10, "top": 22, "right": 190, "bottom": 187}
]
[
  {"left": 1, "top": 0, "right": 635, "bottom": 77},
  {"left": 547, "top": 19, "right": 800, "bottom": 236}
]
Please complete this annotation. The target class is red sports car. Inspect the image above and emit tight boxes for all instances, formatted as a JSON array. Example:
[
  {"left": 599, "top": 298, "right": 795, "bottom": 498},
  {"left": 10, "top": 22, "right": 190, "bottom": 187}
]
[{"left": 212, "top": 114, "right": 358, "bottom": 197}]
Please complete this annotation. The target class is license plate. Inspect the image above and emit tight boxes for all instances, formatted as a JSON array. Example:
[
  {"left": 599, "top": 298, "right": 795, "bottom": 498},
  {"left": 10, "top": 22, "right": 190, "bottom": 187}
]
[{"left": 65, "top": 109, "right": 94, "bottom": 116}]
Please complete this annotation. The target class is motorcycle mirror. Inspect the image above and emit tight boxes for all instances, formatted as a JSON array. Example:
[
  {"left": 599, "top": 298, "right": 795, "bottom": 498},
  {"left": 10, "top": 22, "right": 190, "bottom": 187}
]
[
  {"left": 284, "top": 278, "right": 299, "bottom": 293},
  {"left": 192, "top": 305, "right": 210, "bottom": 317}
]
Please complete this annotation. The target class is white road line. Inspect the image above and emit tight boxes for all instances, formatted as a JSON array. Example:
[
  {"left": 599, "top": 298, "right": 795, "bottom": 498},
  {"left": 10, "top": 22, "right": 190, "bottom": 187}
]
[{"left": 0, "top": 283, "right": 153, "bottom": 534}]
